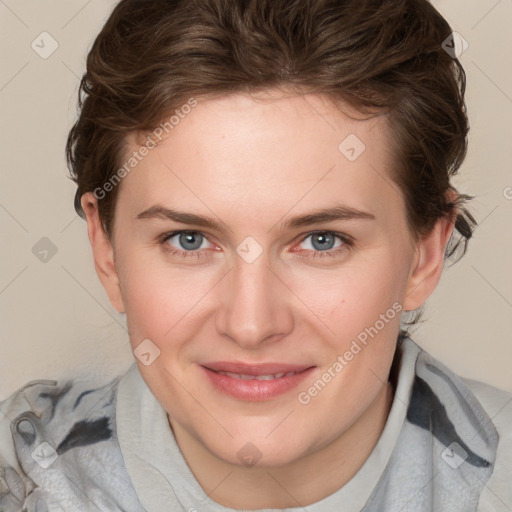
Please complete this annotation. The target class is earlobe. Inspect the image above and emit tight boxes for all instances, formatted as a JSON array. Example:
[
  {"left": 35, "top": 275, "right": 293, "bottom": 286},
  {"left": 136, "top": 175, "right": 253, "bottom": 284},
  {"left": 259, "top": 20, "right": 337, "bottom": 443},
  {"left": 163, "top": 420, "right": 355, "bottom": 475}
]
[
  {"left": 402, "top": 212, "right": 456, "bottom": 312},
  {"left": 80, "top": 192, "right": 125, "bottom": 314}
]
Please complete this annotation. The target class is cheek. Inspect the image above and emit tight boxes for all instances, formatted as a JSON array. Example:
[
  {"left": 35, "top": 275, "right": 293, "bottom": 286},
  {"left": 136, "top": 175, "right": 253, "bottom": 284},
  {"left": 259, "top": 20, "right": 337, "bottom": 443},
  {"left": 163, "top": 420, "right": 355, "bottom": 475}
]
[
  {"left": 118, "top": 254, "right": 216, "bottom": 344},
  {"left": 288, "top": 252, "right": 405, "bottom": 339},
  {"left": 118, "top": 238, "right": 408, "bottom": 354}
]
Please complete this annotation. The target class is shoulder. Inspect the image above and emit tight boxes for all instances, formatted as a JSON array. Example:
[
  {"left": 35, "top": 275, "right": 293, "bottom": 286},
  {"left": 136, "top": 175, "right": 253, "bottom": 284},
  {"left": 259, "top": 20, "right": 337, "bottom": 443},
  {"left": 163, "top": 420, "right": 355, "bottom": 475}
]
[
  {"left": 0, "top": 371, "right": 142, "bottom": 511},
  {"left": 463, "top": 376, "right": 512, "bottom": 437},
  {"left": 394, "top": 339, "right": 511, "bottom": 511},
  {"left": 462, "top": 378, "right": 512, "bottom": 512}
]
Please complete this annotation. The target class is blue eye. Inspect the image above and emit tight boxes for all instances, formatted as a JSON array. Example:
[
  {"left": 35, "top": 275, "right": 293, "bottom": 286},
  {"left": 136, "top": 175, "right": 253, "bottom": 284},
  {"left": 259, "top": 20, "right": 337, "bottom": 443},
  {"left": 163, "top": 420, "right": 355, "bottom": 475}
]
[
  {"left": 303, "top": 232, "right": 338, "bottom": 251},
  {"left": 159, "top": 230, "right": 352, "bottom": 261},
  {"left": 172, "top": 232, "right": 206, "bottom": 251},
  {"left": 161, "top": 231, "right": 213, "bottom": 259},
  {"left": 297, "top": 231, "right": 351, "bottom": 259}
]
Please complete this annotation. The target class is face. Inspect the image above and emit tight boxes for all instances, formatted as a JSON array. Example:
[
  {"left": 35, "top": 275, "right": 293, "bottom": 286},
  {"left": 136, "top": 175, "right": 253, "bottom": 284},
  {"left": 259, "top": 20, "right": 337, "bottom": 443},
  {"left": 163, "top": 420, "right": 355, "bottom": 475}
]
[{"left": 83, "top": 90, "right": 449, "bottom": 469}]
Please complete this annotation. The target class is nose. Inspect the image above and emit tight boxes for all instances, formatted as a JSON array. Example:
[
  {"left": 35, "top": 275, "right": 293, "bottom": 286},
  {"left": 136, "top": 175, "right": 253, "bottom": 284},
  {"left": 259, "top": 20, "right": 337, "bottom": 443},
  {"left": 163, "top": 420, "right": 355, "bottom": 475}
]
[{"left": 215, "top": 252, "right": 294, "bottom": 350}]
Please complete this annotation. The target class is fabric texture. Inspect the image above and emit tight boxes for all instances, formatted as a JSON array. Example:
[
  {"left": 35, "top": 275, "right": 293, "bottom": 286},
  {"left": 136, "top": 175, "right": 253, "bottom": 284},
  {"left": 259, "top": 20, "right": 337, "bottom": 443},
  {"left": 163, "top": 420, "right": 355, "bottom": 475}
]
[{"left": 0, "top": 337, "right": 511, "bottom": 512}]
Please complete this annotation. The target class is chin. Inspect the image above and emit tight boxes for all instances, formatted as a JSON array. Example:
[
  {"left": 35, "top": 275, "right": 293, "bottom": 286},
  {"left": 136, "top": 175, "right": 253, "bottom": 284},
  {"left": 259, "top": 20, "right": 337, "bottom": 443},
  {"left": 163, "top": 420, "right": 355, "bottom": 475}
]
[{"left": 200, "top": 425, "right": 312, "bottom": 468}]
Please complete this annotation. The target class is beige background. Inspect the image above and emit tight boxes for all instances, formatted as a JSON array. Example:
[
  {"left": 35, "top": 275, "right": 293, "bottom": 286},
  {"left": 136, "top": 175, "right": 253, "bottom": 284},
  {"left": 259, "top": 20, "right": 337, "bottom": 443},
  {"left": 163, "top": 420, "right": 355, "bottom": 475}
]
[{"left": 0, "top": 0, "right": 511, "bottom": 400}]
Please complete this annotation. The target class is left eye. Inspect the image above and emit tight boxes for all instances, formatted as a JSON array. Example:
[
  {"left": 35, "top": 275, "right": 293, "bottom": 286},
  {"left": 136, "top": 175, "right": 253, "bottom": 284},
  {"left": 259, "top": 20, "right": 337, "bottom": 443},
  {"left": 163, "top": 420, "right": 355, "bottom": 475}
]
[{"left": 298, "top": 232, "right": 345, "bottom": 252}]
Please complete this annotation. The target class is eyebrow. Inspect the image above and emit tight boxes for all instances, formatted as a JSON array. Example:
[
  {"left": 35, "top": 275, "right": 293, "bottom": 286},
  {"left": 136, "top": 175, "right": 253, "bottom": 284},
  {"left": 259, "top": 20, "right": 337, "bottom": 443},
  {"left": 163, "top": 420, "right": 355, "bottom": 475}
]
[{"left": 136, "top": 204, "right": 375, "bottom": 232}]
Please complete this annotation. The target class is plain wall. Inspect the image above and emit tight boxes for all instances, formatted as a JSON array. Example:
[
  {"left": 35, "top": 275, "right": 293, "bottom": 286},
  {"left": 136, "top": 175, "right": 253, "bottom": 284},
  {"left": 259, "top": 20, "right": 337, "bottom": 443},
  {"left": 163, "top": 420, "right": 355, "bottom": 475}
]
[{"left": 0, "top": 0, "right": 511, "bottom": 399}]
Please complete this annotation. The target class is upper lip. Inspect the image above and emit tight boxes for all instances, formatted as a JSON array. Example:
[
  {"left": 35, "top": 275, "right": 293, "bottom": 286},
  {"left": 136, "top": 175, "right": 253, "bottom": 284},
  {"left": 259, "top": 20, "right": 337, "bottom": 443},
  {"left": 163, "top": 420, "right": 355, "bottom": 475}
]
[{"left": 201, "top": 361, "right": 314, "bottom": 375}]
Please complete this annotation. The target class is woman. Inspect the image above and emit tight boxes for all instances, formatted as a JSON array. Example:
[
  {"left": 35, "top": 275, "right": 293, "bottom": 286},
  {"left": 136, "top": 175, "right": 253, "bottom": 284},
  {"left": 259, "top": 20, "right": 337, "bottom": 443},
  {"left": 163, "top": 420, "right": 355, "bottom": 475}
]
[{"left": 1, "top": 0, "right": 510, "bottom": 510}]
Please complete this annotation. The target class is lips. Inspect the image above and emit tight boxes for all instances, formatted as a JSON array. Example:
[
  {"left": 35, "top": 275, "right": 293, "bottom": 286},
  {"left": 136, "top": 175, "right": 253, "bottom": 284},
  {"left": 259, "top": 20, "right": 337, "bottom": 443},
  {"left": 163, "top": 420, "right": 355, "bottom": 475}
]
[
  {"left": 202, "top": 361, "right": 312, "bottom": 375},
  {"left": 214, "top": 370, "right": 300, "bottom": 381},
  {"left": 200, "top": 361, "right": 315, "bottom": 401}
]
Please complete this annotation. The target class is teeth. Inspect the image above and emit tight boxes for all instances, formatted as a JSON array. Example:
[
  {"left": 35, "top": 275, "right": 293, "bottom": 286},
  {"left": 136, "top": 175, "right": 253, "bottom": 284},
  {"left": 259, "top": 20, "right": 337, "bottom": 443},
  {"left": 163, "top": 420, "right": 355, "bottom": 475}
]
[{"left": 216, "top": 371, "right": 298, "bottom": 380}]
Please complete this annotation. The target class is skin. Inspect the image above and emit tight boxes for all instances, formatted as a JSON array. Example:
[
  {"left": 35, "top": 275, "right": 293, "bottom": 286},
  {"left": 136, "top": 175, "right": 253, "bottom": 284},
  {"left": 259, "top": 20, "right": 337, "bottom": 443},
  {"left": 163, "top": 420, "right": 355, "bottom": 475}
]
[{"left": 81, "top": 90, "right": 455, "bottom": 509}]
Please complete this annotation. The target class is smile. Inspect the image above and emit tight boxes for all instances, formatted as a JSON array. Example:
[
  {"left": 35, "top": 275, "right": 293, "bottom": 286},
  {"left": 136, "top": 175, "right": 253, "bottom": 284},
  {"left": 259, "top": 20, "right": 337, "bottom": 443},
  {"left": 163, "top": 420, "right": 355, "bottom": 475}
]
[
  {"left": 214, "top": 371, "right": 301, "bottom": 380},
  {"left": 200, "top": 364, "right": 315, "bottom": 401}
]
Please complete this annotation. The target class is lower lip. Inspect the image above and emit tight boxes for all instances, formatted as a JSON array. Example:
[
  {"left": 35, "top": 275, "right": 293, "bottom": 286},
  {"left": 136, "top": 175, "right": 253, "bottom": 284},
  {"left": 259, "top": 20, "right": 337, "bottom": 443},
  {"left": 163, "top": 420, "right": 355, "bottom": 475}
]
[{"left": 200, "top": 366, "right": 316, "bottom": 401}]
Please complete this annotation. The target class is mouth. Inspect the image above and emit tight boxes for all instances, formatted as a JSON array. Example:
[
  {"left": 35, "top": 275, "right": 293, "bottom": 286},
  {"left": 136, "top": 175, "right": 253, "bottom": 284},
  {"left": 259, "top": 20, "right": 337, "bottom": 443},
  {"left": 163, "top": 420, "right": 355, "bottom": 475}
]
[
  {"left": 213, "top": 370, "right": 303, "bottom": 381},
  {"left": 200, "top": 362, "right": 316, "bottom": 401}
]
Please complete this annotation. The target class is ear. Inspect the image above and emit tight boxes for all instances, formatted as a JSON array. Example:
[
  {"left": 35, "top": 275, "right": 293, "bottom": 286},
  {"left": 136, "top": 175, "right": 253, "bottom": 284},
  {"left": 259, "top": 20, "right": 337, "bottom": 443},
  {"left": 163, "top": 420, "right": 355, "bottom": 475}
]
[
  {"left": 403, "top": 192, "right": 457, "bottom": 312},
  {"left": 80, "top": 192, "right": 125, "bottom": 314}
]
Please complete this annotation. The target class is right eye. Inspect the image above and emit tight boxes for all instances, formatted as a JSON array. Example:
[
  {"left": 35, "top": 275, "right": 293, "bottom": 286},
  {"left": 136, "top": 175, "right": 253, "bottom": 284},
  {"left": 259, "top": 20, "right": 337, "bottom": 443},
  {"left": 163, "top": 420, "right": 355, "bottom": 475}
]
[{"left": 159, "top": 230, "right": 216, "bottom": 259}]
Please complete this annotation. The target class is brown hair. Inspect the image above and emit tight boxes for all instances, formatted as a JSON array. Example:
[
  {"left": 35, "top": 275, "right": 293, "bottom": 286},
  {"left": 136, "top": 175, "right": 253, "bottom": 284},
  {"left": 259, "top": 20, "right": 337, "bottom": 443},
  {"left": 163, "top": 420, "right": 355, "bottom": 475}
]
[{"left": 66, "top": 0, "right": 477, "bottom": 341}]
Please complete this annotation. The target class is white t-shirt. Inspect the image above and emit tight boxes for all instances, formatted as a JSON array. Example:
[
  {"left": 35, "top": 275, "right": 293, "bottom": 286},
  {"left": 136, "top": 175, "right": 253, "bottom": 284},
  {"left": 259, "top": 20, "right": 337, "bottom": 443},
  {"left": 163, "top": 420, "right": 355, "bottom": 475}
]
[{"left": 1, "top": 337, "right": 511, "bottom": 511}]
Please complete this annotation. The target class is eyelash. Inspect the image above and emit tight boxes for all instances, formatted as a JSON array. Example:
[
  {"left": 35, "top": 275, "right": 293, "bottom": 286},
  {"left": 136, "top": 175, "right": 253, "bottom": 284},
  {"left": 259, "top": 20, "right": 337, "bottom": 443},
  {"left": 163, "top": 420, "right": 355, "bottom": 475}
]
[{"left": 158, "top": 230, "right": 354, "bottom": 261}]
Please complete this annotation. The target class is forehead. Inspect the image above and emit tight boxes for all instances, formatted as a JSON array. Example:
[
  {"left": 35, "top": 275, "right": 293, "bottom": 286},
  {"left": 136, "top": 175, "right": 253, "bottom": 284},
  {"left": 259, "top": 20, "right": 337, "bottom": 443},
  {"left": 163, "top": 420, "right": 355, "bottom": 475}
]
[{"left": 117, "top": 91, "right": 404, "bottom": 227}]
